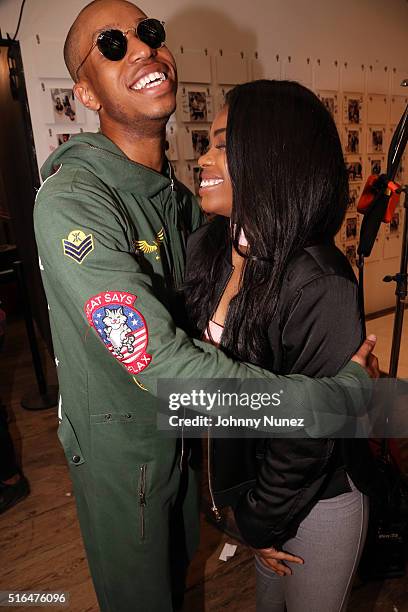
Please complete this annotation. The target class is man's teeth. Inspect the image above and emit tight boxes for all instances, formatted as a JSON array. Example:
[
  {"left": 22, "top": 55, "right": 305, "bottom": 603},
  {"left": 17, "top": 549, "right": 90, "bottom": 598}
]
[
  {"left": 200, "top": 178, "right": 224, "bottom": 188},
  {"left": 131, "top": 72, "right": 167, "bottom": 90}
]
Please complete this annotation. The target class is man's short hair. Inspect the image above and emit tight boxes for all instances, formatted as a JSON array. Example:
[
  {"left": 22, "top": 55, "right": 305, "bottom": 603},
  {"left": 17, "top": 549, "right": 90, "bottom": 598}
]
[
  {"left": 64, "top": 0, "right": 112, "bottom": 81},
  {"left": 64, "top": 0, "right": 139, "bottom": 82}
]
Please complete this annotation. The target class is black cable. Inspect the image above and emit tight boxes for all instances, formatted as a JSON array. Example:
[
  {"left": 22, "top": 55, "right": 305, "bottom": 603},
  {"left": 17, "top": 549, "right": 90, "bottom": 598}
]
[{"left": 12, "top": 0, "right": 26, "bottom": 41}]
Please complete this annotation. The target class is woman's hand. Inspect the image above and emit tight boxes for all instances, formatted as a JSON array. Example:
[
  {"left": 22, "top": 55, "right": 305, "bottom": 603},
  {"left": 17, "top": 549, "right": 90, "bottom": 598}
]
[
  {"left": 253, "top": 546, "right": 304, "bottom": 576},
  {"left": 351, "top": 335, "right": 380, "bottom": 379}
]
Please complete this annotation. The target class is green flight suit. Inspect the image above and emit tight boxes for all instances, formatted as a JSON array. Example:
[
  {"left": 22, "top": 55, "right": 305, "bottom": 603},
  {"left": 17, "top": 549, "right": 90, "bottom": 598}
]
[{"left": 34, "top": 133, "right": 371, "bottom": 612}]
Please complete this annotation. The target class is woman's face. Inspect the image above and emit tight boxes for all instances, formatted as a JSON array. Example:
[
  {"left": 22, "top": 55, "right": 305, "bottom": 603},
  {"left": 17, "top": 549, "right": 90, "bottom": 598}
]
[{"left": 198, "top": 107, "right": 233, "bottom": 217}]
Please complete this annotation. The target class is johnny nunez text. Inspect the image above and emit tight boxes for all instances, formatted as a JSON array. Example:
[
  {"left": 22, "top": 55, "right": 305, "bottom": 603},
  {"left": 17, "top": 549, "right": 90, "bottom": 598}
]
[{"left": 168, "top": 415, "right": 305, "bottom": 429}]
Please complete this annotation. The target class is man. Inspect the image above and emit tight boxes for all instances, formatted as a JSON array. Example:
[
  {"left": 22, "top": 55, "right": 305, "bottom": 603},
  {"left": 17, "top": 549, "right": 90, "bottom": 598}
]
[{"left": 34, "top": 1, "right": 375, "bottom": 610}]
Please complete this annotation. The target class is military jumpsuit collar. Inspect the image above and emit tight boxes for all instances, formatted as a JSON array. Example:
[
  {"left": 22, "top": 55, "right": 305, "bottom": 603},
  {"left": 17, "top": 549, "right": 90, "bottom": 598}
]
[{"left": 42, "top": 132, "right": 186, "bottom": 286}]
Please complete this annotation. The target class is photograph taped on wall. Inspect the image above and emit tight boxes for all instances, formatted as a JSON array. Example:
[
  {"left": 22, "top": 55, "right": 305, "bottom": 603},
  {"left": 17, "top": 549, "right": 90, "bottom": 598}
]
[
  {"left": 57, "top": 133, "right": 72, "bottom": 146},
  {"left": 346, "top": 158, "right": 363, "bottom": 182},
  {"left": 368, "top": 156, "right": 385, "bottom": 176},
  {"left": 341, "top": 62, "right": 365, "bottom": 93},
  {"left": 179, "top": 86, "right": 214, "bottom": 123},
  {"left": 317, "top": 91, "right": 339, "bottom": 122},
  {"left": 40, "top": 80, "right": 86, "bottom": 125},
  {"left": 343, "top": 94, "right": 363, "bottom": 125},
  {"left": 192, "top": 129, "right": 210, "bottom": 159},
  {"left": 345, "top": 243, "right": 357, "bottom": 268},
  {"left": 216, "top": 52, "right": 248, "bottom": 85},
  {"left": 367, "top": 66, "right": 389, "bottom": 95},
  {"left": 367, "top": 126, "right": 386, "bottom": 154},
  {"left": 47, "top": 128, "right": 81, "bottom": 153},
  {"left": 50, "top": 88, "right": 77, "bottom": 124},
  {"left": 343, "top": 215, "right": 359, "bottom": 242},
  {"left": 367, "top": 95, "right": 388, "bottom": 124},
  {"left": 348, "top": 184, "right": 361, "bottom": 210},
  {"left": 180, "top": 126, "right": 210, "bottom": 160},
  {"left": 176, "top": 49, "right": 212, "bottom": 84},
  {"left": 344, "top": 127, "right": 362, "bottom": 155},
  {"left": 165, "top": 124, "right": 179, "bottom": 161}
]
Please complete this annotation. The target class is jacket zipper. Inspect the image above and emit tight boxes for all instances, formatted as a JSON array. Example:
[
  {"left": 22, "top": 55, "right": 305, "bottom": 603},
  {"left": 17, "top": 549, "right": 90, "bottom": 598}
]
[
  {"left": 205, "top": 265, "right": 235, "bottom": 522},
  {"left": 139, "top": 464, "right": 147, "bottom": 539},
  {"left": 168, "top": 161, "right": 175, "bottom": 192},
  {"left": 207, "top": 433, "right": 222, "bottom": 522},
  {"left": 179, "top": 405, "right": 185, "bottom": 471}
]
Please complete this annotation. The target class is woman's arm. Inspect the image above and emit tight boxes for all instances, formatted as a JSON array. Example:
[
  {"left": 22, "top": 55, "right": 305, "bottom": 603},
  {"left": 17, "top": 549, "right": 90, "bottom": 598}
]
[{"left": 234, "top": 271, "right": 365, "bottom": 550}]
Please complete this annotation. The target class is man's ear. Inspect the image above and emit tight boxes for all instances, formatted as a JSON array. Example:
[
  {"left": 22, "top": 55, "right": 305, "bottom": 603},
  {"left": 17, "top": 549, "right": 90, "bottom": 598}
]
[{"left": 73, "top": 81, "right": 101, "bottom": 111}]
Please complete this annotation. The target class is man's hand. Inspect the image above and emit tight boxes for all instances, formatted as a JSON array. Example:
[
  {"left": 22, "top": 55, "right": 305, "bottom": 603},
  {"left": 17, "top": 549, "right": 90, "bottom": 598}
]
[
  {"left": 253, "top": 546, "right": 304, "bottom": 576},
  {"left": 351, "top": 335, "right": 380, "bottom": 379}
]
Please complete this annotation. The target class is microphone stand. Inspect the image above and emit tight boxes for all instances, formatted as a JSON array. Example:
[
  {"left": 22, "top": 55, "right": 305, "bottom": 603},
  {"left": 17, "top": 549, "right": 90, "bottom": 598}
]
[
  {"left": 357, "top": 79, "right": 408, "bottom": 390},
  {"left": 385, "top": 185, "right": 408, "bottom": 380},
  {"left": 357, "top": 80, "right": 408, "bottom": 580},
  {"left": 382, "top": 184, "right": 408, "bottom": 455}
]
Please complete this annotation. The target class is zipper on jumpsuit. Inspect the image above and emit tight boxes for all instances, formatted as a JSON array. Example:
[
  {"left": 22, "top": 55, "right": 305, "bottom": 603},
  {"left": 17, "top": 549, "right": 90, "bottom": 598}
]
[
  {"left": 206, "top": 263, "right": 234, "bottom": 522},
  {"left": 168, "top": 170, "right": 186, "bottom": 471},
  {"left": 139, "top": 464, "right": 147, "bottom": 538},
  {"left": 166, "top": 169, "right": 186, "bottom": 473}
]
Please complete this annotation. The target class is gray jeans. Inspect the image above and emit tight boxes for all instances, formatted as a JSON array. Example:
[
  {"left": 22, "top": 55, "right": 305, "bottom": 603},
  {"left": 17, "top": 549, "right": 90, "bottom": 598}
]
[{"left": 255, "top": 479, "right": 369, "bottom": 612}]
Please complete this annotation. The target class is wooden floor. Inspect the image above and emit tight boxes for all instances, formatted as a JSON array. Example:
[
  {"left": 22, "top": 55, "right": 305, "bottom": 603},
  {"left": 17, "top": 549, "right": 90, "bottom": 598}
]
[{"left": 1, "top": 315, "right": 408, "bottom": 612}]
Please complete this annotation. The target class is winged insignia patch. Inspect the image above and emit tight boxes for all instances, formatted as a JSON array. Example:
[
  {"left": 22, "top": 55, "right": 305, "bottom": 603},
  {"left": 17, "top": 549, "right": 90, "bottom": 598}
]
[
  {"left": 134, "top": 228, "right": 164, "bottom": 260},
  {"left": 62, "top": 230, "right": 94, "bottom": 264}
]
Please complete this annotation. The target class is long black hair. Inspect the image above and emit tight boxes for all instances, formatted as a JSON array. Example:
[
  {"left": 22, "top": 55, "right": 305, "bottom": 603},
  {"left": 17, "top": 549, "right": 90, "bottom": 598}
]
[{"left": 184, "top": 80, "right": 349, "bottom": 365}]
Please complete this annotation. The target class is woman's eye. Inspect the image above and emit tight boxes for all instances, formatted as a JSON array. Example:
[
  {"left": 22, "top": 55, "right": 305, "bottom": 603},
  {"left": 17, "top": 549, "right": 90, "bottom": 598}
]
[{"left": 215, "top": 143, "right": 226, "bottom": 150}]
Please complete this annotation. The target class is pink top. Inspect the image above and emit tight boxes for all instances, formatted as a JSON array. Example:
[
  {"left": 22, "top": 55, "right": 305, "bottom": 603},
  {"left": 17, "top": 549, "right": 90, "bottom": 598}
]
[
  {"left": 202, "top": 228, "right": 247, "bottom": 347},
  {"left": 203, "top": 319, "right": 224, "bottom": 346}
]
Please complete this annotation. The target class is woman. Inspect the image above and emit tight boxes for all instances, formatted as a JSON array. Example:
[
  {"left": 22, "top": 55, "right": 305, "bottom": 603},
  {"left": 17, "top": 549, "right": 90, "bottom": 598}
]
[{"left": 184, "top": 80, "right": 380, "bottom": 612}]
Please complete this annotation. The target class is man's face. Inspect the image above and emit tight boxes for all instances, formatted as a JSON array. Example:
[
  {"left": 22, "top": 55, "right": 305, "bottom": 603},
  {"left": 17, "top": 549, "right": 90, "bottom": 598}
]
[{"left": 75, "top": 1, "right": 177, "bottom": 129}]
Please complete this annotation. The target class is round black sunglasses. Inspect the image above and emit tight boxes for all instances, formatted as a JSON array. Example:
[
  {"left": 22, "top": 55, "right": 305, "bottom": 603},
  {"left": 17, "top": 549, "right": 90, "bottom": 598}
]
[{"left": 75, "top": 18, "right": 166, "bottom": 80}]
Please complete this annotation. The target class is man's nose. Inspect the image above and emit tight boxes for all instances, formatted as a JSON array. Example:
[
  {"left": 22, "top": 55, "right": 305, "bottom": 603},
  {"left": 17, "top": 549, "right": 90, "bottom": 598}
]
[{"left": 126, "top": 33, "right": 157, "bottom": 63}]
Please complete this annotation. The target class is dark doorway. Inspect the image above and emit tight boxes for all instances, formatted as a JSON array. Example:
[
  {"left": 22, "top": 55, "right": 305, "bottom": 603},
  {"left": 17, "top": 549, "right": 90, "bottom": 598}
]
[{"left": 0, "top": 38, "right": 52, "bottom": 351}]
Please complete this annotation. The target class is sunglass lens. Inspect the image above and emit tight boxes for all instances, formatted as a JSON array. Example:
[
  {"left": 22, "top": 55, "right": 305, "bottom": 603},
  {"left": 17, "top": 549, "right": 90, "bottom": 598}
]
[
  {"left": 137, "top": 19, "right": 166, "bottom": 49},
  {"left": 97, "top": 30, "right": 127, "bottom": 61}
]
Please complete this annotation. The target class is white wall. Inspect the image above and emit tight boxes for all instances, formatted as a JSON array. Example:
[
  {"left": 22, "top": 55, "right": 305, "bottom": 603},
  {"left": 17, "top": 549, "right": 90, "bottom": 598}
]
[
  {"left": 1, "top": 0, "right": 408, "bottom": 314},
  {"left": 1, "top": 0, "right": 407, "bottom": 168},
  {"left": 1, "top": 0, "right": 408, "bottom": 61}
]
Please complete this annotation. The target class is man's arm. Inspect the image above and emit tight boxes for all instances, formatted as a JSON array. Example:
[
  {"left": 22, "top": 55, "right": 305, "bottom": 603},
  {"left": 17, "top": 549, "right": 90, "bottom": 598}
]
[{"left": 34, "top": 187, "right": 371, "bottom": 428}]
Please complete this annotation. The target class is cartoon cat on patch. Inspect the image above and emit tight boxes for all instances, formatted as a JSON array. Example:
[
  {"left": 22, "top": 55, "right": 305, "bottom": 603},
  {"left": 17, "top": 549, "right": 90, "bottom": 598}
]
[{"left": 103, "top": 307, "right": 135, "bottom": 357}]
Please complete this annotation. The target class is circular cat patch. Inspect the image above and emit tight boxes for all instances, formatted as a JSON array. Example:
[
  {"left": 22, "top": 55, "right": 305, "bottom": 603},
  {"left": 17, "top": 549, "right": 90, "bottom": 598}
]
[{"left": 84, "top": 291, "right": 151, "bottom": 374}]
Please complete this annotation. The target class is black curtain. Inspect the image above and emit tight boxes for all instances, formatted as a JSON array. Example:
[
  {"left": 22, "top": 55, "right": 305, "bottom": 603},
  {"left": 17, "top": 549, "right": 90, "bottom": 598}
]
[{"left": 0, "top": 39, "right": 52, "bottom": 352}]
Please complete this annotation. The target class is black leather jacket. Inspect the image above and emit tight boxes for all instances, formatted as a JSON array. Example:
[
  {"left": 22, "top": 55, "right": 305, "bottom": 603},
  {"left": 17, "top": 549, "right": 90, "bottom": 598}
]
[{"left": 185, "top": 224, "right": 379, "bottom": 550}]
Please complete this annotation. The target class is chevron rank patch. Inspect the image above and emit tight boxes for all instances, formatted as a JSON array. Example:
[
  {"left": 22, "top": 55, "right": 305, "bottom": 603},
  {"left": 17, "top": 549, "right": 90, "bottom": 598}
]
[{"left": 62, "top": 230, "right": 94, "bottom": 264}]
